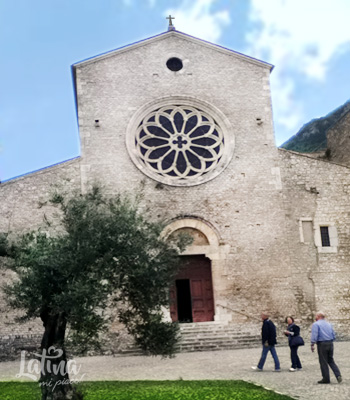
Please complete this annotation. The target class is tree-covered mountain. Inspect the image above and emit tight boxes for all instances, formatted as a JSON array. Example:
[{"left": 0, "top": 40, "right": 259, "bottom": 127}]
[{"left": 280, "top": 100, "right": 350, "bottom": 153}]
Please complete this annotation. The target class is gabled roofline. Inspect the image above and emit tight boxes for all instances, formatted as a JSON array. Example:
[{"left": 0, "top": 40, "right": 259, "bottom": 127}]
[
  {"left": 71, "top": 30, "right": 274, "bottom": 120},
  {"left": 278, "top": 148, "right": 350, "bottom": 170},
  {"left": 1, "top": 156, "right": 80, "bottom": 185},
  {"left": 72, "top": 30, "right": 274, "bottom": 70}
]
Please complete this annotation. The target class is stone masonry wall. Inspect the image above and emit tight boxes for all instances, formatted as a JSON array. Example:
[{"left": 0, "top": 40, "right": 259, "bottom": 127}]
[
  {"left": 279, "top": 149, "right": 350, "bottom": 338},
  {"left": 0, "top": 159, "right": 81, "bottom": 353},
  {"left": 75, "top": 32, "right": 297, "bottom": 324}
]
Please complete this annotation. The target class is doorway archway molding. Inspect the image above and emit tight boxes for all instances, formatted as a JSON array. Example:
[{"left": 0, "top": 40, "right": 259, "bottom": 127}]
[{"left": 163, "top": 217, "right": 231, "bottom": 323}]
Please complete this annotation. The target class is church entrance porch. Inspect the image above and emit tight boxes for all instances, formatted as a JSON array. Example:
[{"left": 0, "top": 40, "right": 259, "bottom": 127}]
[{"left": 170, "top": 255, "right": 214, "bottom": 323}]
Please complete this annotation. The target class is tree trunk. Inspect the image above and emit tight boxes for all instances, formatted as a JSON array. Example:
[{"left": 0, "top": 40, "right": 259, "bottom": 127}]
[{"left": 39, "top": 310, "right": 82, "bottom": 400}]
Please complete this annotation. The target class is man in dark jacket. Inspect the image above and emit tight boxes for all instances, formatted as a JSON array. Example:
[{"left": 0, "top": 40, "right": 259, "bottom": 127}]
[{"left": 252, "top": 313, "right": 281, "bottom": 371}]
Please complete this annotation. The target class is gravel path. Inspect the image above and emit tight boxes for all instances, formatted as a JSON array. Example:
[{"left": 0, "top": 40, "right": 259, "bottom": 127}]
[{"left": 1, "top": 342, "right": 349, "bottom": 399}]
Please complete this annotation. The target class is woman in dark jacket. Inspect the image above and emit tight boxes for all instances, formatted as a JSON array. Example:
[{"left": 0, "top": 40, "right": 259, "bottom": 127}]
[{"left": 284, "top": 316, "right": 302, "bottom": 371}]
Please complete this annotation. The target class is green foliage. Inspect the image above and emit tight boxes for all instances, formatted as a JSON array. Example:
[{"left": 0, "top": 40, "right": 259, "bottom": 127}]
[
  {"left": 0, "top": 232, "right": 8, "bottom": 257},
  {"left": 281, "top": 126, "right": 327, "bottom": 153},
  {"left": 3, "top": 185, "right": 190, "bottom": 356},
  {"left": 119, "top": 313, "right": 180, "bottom": 356},
  {"left": 0, "top": 381, "right": 295, "bottom": 400}
]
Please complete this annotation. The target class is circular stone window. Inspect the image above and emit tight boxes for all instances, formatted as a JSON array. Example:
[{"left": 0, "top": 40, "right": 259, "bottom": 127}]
[
  {"left": 166, "top": 57, "right": 183, "bottom": 71},
  {"left": 126, "top": 98, "right": 234, "bottom": 187}
]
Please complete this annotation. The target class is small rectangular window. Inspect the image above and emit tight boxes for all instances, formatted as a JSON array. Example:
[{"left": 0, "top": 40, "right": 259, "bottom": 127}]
[{"left": 320, "top": 226, "right": 331, "bottom": 247}]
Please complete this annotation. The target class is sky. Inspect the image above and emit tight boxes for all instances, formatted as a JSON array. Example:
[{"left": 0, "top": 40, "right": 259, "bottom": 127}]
[{"left": 1, "top": 0, "right": 350, "bottom": 182}]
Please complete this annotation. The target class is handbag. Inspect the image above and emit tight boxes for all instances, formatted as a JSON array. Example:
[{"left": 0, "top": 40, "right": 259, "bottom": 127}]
[{"left": 291, "top": 335, "right": 304, "bottom": 346}]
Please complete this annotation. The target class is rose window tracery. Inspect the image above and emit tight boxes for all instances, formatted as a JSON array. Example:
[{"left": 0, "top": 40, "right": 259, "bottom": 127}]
[{"left": 135, "top": 105, "right": 224, "bottom": 182}]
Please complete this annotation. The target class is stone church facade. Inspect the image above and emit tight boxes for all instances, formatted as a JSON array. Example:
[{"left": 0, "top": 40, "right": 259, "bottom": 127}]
[{"left": 1, "top": 29, "right": 350, "bottom": 352}]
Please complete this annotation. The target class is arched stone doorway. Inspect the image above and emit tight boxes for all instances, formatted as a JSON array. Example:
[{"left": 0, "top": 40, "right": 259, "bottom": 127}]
[{"left": 163, "top": 218, "right": 230, "bottom": 323}]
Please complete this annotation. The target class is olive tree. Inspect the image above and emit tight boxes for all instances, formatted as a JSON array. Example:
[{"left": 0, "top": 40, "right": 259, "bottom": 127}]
[{"left": 1, "top": 186, "right": 189, "bottom": 400}]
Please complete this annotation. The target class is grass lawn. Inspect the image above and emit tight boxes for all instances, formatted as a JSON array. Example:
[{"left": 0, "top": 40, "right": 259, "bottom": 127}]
[{"left": 0, "top": 380, "right": 294, "bottom": 400}]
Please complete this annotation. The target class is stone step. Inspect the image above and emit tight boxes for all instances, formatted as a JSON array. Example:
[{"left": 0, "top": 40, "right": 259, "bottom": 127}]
[
  {"left": 179, "top": 325, "right": 258, "bottom": 333},
  {"left": 180, "top": 330, "right": 260, "bottom": 337},
  {"left": 179, "top": 322, "right": 258, "bottom": 328},
  {"left": 179, "top": 338, "right": 261, "bottom": 346},
  {"left": 176, "top": 342, "right": 261, "bottom": 353},
  {"left": 180, "top": 329, "right": 260, "bottom": 336},
  {"left": 179, "top": 336, "right": 261, "bottom": 343},
  {"left": 180, "top": 334, "right": 260, "bottom": 340},
  {"left": 180, "top": 326, "right": 254, "bottom": 331},
  {"left": 179, "top": 325, "right": 248, "bottom": 331},
  {"left": 179, "top": 335, "right": 261, "bottom": 343},
  {"left": 176, "top": 323, "right": 262, "bottom": 353},
  {"left": 179, "top": 327, "right": 261, "bottom": 348},
  {"left": 115, "top": 323, "right": 262, "bottom": 356},
  {"left": 178, "top": 341, "right": 261, "bottom": 349}
]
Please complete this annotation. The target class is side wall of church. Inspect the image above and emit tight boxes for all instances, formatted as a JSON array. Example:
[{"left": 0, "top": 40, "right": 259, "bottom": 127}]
[
  {"left": 75, "top": 34, "right": 296, "bottom": 324},
  {"left": 0, "top": 159, "right": 81, "bottom": 234},
  {"left": 327, "top": 111, "right": 350, "bottom": 167},
  {"left": 0, "top": 160, "right": 81, "bottom": 357},
  {"left": 279, "top": 149, "right": 350, "bottom": 337}
]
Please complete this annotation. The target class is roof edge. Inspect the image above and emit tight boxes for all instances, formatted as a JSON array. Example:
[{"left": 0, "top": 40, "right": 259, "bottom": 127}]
[
  {"left": 72, "top": 30, "right": 273, "bottom": 71},
  {"left": 278, "top": 148, "right": 350, "bottom": 170},
  {"left": 72, "top": 30, "right": 170, "bottom": 67},
  {"left": 1, "top": 156, "right": 80, "bottom": 185}
]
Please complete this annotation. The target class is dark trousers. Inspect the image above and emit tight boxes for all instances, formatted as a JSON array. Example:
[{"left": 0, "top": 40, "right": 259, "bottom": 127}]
[
  {"left": 290, "top": 346, "right": 302, "bottom": 369},
  {"left": 317, "top": 341, "right": 341, "bottom": 382}
]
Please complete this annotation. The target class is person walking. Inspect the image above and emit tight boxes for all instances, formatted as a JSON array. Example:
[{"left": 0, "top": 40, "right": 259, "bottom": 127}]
[
  {"left": 252, "top": 313, "right": 280, "bottom": 371},
  {"left": 284, "top": 316, "right": 303, "bottom": 371},
  {"left": 311, "top": 311, "right": 342, "bottom": 384}
]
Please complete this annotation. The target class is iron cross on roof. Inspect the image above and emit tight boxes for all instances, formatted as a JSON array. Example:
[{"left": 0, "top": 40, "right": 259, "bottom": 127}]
[{"left": 166, "top": 15, "right": 175, "bottom": 31}]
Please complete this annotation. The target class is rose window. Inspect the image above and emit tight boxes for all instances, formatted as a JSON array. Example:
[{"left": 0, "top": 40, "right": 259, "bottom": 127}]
[{"left": 134, "top": 105, "right": 225, "bottom": 183}]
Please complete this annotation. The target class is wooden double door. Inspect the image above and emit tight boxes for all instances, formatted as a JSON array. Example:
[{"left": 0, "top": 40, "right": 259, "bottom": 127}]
[{"left": 170, "top": 255, "right": 214, "bottom": 323}]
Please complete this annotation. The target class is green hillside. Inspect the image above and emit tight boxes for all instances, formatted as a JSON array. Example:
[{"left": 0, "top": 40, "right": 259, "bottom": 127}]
[{"left": 280, "top": 100, "right": 350, "bottom": 153}]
